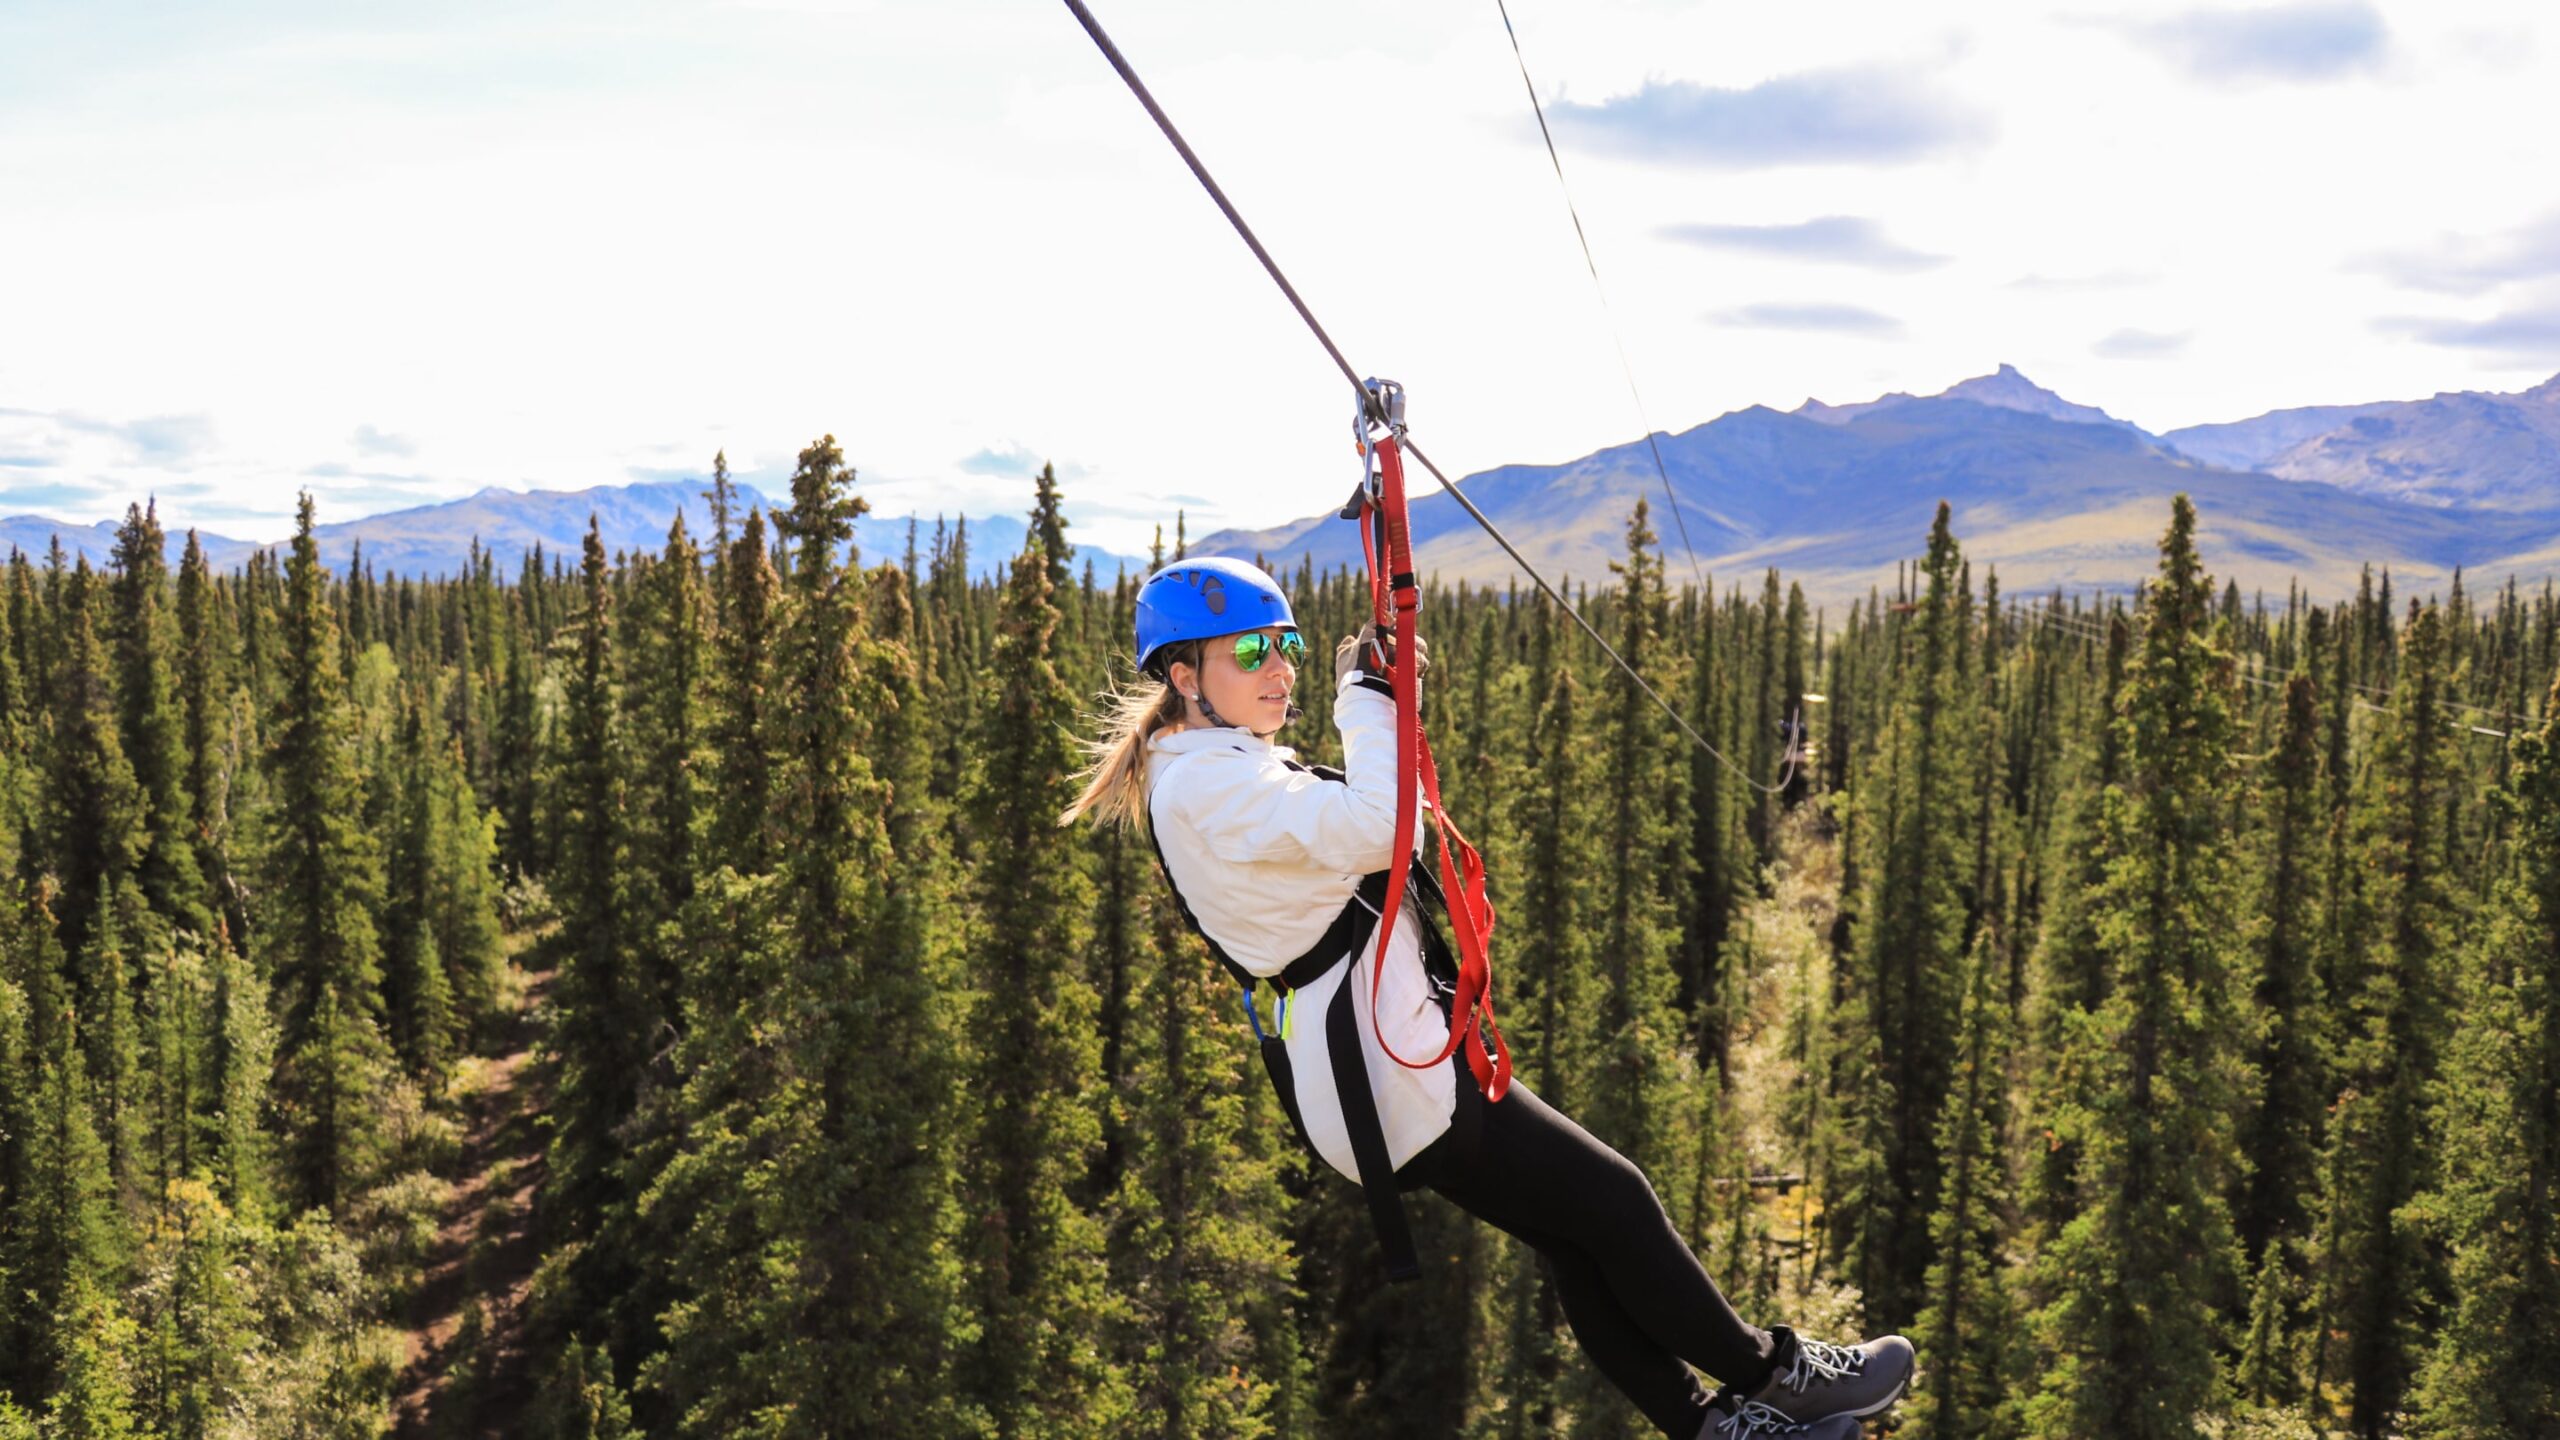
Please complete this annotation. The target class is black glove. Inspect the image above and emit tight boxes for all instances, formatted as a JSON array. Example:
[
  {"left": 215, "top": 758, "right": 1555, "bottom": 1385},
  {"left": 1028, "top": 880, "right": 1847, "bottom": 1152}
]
[{"left": 1335, "top": 622, "right": 1430, "bottom": 684}]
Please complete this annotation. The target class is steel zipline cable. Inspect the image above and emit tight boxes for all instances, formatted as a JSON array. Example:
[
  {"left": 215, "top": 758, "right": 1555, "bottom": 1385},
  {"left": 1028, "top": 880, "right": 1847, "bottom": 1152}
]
[
  {"left": 1058, "top": 0, "right": 1797, "bottom": 795},
  {"left": 1492, "top": 0, "right": 1707, "bottom": 592}
]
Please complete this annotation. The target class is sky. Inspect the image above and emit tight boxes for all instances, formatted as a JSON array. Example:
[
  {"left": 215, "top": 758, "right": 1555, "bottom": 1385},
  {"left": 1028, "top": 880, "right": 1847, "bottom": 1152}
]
[{"left": 3, "top": 0, "right": 2557, "bottom": 554}]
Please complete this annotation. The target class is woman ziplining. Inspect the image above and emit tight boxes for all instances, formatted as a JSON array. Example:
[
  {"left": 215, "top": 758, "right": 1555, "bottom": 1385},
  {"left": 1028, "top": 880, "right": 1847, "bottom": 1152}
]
[
  {"left": 1058, "top": 551, "right": 1914, "bottom": 1440},
  {"left": 1051, "top": 4, "right": 1914, "bottom": 1430}
]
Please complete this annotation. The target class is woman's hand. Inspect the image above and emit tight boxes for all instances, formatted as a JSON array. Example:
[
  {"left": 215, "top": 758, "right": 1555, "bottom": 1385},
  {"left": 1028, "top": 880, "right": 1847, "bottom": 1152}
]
[{"left": 1336, "top": 622, "right": 1430, "bottom": 685}]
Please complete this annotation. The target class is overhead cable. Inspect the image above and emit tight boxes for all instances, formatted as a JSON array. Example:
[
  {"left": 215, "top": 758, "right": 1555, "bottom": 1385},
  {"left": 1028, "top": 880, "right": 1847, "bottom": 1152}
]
[
  {"left": 1492, "top": 0, "right": 1707, "bottom": 590},
  {"left": 1060, "top": 0, "right": 1794, "bottom": 795}
]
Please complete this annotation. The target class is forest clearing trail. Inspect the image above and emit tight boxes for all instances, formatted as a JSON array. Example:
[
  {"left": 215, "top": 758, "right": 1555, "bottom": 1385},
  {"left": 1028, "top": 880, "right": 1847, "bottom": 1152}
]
[{"left": 392, "top": 958, "right": 557, "bottom": 1438}]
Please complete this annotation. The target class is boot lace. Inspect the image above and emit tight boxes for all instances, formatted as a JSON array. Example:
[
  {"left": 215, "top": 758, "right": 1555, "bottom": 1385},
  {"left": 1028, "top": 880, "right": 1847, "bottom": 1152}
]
[
  {"left": 1714, "top": 1400, "right": 1817, "bottom": 1437},
  {"left": 1778, "top": 1337, "right": 1866, "bottom": 1393}
]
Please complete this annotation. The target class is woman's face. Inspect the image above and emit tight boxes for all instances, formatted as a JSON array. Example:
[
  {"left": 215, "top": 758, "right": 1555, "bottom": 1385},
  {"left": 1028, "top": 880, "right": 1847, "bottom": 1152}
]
[{"left": 1171, "top": 626, "right": 1300, "bottom": 734}]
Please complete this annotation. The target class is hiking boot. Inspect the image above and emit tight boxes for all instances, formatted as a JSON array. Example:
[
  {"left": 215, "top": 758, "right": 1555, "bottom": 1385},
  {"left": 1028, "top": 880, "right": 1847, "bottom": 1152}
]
[
  {"left": 1692, "top": 1393, "right": 1862, "bottom": 1440},
  {"left": 1734, "top": 1326, "right": 1913, "bottom": 1422}
]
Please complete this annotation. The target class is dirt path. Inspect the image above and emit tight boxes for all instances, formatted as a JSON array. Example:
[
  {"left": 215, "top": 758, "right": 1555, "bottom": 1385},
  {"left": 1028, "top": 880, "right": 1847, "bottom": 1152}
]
[{"left": 392, "top": 964, "right": 555, "bottom": 1438}]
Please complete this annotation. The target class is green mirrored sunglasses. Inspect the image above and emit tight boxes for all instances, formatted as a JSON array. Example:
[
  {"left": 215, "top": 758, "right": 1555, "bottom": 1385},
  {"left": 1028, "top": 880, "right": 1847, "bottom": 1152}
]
[{"left": 1231, "top": 628, "right": 1308, "bottom": 672}]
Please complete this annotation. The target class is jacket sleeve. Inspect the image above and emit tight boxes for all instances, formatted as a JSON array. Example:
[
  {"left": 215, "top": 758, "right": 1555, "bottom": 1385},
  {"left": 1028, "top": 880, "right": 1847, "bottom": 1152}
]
[{"left": 1158, "top": 672, "right": 1406, "bottom": 872}]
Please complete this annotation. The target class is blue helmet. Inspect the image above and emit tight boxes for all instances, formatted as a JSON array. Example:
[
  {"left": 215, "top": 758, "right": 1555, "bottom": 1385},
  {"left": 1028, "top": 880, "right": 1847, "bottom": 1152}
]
[{"left": 1135, "top": 556, "right": 1295, "bottom": 676}]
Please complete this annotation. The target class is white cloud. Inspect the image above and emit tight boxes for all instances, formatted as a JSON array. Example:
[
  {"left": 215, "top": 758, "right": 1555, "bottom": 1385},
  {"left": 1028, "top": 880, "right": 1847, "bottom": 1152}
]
[
  {"left": 2094, "top": 328, "right": 2193, "bottom": 358},
  {"left": 1661, "top": 216, "right": 1947, "bottom": 272},
  {"left": 1547, "top": 68, "right": 1993, "bottom": 169},
  {"left": 1710, "top": 302, "right": 1906, "bottom": 337},
  {"left": 2114, "top": 2, "right": 2392, "bottom": 83}
]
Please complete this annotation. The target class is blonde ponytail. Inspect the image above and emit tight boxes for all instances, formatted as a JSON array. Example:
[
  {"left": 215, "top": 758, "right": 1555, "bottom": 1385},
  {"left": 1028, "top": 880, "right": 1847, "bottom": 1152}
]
[{"left": 1060, "top": 646, "right": 1196, "bottom": 830}]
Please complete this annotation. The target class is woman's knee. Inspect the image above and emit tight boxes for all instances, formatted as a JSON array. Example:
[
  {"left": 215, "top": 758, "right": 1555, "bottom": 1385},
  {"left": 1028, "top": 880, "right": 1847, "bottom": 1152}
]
[{"left": 1577, "top": 1139, "right": 1667, "bottom": 1219}]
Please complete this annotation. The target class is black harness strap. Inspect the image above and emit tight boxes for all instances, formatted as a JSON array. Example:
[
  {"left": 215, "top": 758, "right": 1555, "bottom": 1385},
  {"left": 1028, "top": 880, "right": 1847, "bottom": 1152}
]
[{"left": 1323, "top": 930, "right": 1418, "bottom": 1281}]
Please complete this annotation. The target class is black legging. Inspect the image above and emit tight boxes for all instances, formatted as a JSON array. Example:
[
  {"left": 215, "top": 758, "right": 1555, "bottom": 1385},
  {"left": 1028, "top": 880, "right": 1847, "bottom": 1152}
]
[{"left": 1396, "top": 1054, "right": 1777, "bottom": 1439}]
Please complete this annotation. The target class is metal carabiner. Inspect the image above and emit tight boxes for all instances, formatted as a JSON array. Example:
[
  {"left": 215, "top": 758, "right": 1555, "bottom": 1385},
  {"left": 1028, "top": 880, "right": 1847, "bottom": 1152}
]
[
  {"left": 1362, "top": 376, "right": 1407, "bottom": 437},
  {"left": 1351, "top": 376, "right": 1406, "bottom": 504}
]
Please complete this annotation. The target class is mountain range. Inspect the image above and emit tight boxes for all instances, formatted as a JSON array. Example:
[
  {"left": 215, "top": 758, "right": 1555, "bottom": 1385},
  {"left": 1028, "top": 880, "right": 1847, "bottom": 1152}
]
[
  {"left": 1194, "top": 366, "right": 2560, "bottom": 606},
  {"left": 6, "top": 368, "right": 2554, "bottom": 604},
  {"left": 0, "top": 481, "right": 1153, "bottom": 584}
]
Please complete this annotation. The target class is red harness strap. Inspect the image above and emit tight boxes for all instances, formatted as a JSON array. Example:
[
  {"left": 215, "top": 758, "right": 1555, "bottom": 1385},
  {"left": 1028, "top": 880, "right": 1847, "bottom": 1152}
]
[{"left": 1356, "top": 432, "right": 1513, "bottom": 1104}]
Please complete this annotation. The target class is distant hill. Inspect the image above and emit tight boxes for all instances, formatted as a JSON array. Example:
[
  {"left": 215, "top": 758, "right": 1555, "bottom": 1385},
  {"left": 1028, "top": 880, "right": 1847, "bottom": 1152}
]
[
  {"left": 2, "top": 481, "right": 1151, "bottom": 583},
  {"left": 2161, "top": 374, "right": 2560, "bottom": 511},
  {"left": 850, "top": 511, "right": 1152, "bottom": 584},
  {"left": 1, "top": 482, "right": 765, "bottom": 579},
  {"left": 1194, "top": 367, "right": 2560, "bottom": 606},
  {"left": 0, "top": 516, "right": 136, "bottom": 573}
]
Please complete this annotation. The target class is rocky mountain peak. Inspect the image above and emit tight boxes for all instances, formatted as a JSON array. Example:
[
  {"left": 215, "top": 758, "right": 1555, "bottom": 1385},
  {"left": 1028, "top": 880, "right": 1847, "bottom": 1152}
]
[
  {"left": 1795, "top": 364, "right": 2146, "bottom": 437},
  {"left": 1939, "top": 364, "right": 2142, "bottom": 434}
]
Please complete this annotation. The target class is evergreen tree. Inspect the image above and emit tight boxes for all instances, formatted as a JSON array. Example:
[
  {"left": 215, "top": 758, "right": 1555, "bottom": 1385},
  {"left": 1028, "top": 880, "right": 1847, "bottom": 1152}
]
[
  {"left": 2019, "top": 607, "right": 2129, "bottom": 1244},
  {"left": 2235, "top": 671, "right": 2330, "bottom": 1265},
  {"left": 0, "top": 933, "right": 34, "bottom": 1402},
  {"left": 1511, "top": 597, "right": 1599, "bottom": 1118},
  {"left": 2233, "top": 1245, "right": 2296, "bottom": 1409},
  {"left": 0, "top": 556, "right": 27, "bottom": 761},
  {"left": 446, "top": 602, "right": 491, "bottom": 806},
  {"left": 2022, "top": 496, "right": 2245, "bottom": 1440},
  {"left": 626, "top": 514, "right": 711, "bottom": 1026},
  {"left": 1683, "top": 576, "right": 1736, "bottom": 1040},
  {"left": 705, "top": 509, "right": 782, "bottom": 874},
  {"left": 424, "top": 726, "right": 505, "bottom": 1032},
  {"left": 546, "top": 517, "right": 643, "bottom": 1261},
  {"left": 1031, "top": 461, "right": 1074, "bottom": 594},
  {"left": 1905, "top": 933, "right": 2018, "bottom": 1440},
  {"left": 1836, "top": 501, "right": 1973, "bottom": 1326},
  {"left": 382, "top": 693, "right": 458, "bottom": 1084},
  {"left": 1780, "top": 580, "right": 1811, "bottom": 812},
  {"left": 534, "top": 1338, "right": 637, "bottom": 1440},
  {"left": 959, "top": 473, "right": 1130, "bottom": 1435},
  {"left": 1589, "top": 500, "right": 1688, "bottom": 1179},
  {"left": 1749, "top": 569, "right": 1783, "bottom": 862},
  {"left": 2317, "top": 602, "right": 2461, "bottom": 1437},
  {"left": 259, "top": 493, "right": 393, "bottom": 1216},
  {"left": 1086, "top": 577, "right": 1146, "bottom": 1205},
  {"left": 199, "top": 945, "right": 273, "bottom": 1221},
  {"left": 1473, "top": 598, "right": 1599, "bottom": 1436},
  {"left": 8, "top": 894, "right": 117, "bottom": 1400},
  {"left": 35, "top": 563, "right": 146, "bottom": 968},
  {"left": 173, "top": 532, "right": 242, "bottom": 950},
  {"left": 78, "top": 884, "right": 147, "bottom": 1212},
  {"left": 1111, "top": 880, "right": 1297, "bottom": 1437},
  {"left": 42, "top": 1280, "right": 143, "bottom": 1440},
  {"left": 110, "top": 500, "right": 212, "bottom": 941},
  {"left": 493, "top": 606, "right": 542, "bottom": 879},
  {"left": 703, "top": 449, "right": 735, "bottom": 619},
  {"left": 647, "top": 437, "right": 983, "bottom": 1436},
  {"left": 131, "top": 1177, "right": 251, "bottom": 1440},
  {"left": 2404, "top": 669, "right": 2560, "bottom": 1437}
]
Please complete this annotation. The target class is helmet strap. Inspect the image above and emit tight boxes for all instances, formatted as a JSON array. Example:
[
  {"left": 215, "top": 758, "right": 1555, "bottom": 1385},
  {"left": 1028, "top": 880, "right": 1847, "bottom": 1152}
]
[
  {"left": 1189, "top": 687, "right": 1296, "bottom": 741},
  {"left": 1191, "top": 686, "right": 1236, "bottom": 731}
]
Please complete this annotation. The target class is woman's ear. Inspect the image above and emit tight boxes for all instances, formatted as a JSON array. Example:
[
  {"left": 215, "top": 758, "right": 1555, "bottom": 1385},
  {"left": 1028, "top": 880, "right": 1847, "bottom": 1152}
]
[{"left": 1166, "top": 657, "right": 1196, "bottom": 702}]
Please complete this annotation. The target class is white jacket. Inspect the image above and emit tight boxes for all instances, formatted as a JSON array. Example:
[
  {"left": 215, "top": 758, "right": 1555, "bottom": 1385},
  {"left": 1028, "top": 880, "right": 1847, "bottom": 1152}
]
[{"left": 1145, "top": 672, "right": 1456, "bottom": 1187}]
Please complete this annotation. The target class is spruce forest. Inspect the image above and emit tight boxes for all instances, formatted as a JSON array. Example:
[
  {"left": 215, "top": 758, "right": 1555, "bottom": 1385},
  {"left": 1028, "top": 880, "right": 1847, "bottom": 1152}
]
[{"left": 2, "top": 434, "right": 2557, "bottom": 1440}]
